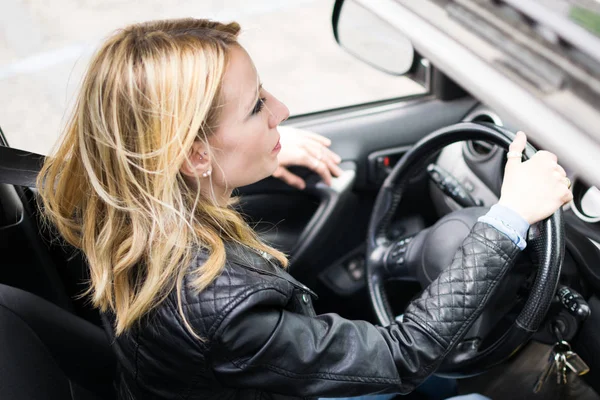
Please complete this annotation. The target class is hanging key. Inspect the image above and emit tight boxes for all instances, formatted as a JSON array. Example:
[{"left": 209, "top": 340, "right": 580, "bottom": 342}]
[
  {"left": 565, "top": 350, "right": 590, "bottom": 376},
  {"left": 554, "top": 352, "right": 564, "bottom": 384},
  {"left": 553, "top": 341, "right": 571, "bottom": 385},
  {"left": 550, "top": 307, "right": 591, "bottom": 378},
  {"left": 554, "top": 352, "right": 568, "bottom": 384},
  {"left": 533, "top": 349, "right": 557, "bottom": 393},
  {"left": 560, "top": 353, "right": 568, "bottom": 384}
]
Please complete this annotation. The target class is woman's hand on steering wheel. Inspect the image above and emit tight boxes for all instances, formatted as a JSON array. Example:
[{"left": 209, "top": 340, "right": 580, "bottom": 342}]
[
  {"left": 273, "top": 126, "right": 343, "bottom": 189},
  {"left": 498, "top": 131, "right": 574, "bottom": 225}
]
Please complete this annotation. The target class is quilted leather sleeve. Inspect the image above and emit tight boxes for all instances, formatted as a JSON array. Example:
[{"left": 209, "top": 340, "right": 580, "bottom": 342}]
[
  {"left": 404, "top": 221, "right": 520, "bottom": 347},
  {"left": 208, "top": 222, "right": 520, "bottom": 398}
]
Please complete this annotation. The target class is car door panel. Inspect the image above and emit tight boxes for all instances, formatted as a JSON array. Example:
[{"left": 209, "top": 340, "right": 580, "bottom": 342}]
[{"left": 290, "top": 96, "right": 478, "bottom": 188}]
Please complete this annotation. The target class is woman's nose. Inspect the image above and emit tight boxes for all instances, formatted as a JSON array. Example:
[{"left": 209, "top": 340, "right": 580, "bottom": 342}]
[{"left": 269, "top": 96, "right": 290, "bottom": 129}]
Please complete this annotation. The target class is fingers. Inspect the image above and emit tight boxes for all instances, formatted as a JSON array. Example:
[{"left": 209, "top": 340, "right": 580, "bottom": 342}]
[
  {"left": 276, "top": 126, "right": 342, "bottom": 188},
  {"left": 286, "top": 126, "right": 333, "bottom": 147},
  {"left": 500, "top": 130, "right": 573, "bottom": 222},
  {"left": 555, "top": 163, "right": 567, "bottom": 177},
  {"left": 304, "top": 142, "right": 343, "bottom": 183},
  {"left": 535, "top": 150, "right": 558, "bottom": 163},
  {"left": 505, "top": 131, "right": 527, "bottom": 168},
  {"left": 324, "top": 146, "right": 342, "bottom": 164},
  {"left": 544, "top": 154, "right": 570, "bottom": 206},
  {"left": 306, "top": 142, "right": 340, "bottom": 163},
  {"left": 558, "top": 179, "right": 574, "bottom": 204},
  {"left": 551, "top": 169, "right": 573, "bottom": 205},
  {"left": 272, "top": 166, "right": 306, "bottom": 190},
  {"left": 305, "top": 155, "right": 333, "bottom": 185},
  {"left": 325, "top": 158, "right": 344, "bottom": 178},
  {"left": 510, "top": 131, "right": 527, "bottom": 153},
  {"left": 530, "top": 151, "right": 561, "bottom": 181},
  {"left": 562, "top": 187, "right": 574, "bottom": 204},
  {"left": 303, "top": 131, "right": 332, "bottom": 147},
  {"left": 552, "top": 171, "right": 567, "bottom": 183}
]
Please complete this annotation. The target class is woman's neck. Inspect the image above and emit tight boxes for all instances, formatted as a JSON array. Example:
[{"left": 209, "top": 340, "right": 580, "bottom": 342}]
[{"left": 200, "top": 183, "right": 233, "bottom": 207}]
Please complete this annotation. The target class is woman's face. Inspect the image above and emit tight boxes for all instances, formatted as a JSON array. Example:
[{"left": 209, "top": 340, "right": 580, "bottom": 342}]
[{"left": 208, "top": 45, "right": 289, "bottom": 195}]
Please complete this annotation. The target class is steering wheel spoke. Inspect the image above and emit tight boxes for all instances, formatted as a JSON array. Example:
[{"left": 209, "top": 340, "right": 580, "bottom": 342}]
[{"left": 383, "top": 232, "right": 427, "bottom": 282}]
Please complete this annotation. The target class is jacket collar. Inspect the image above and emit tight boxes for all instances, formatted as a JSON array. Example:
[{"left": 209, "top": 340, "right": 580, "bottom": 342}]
[
  {"left": 223, "top": 242, "right": 318, "bottom": 299},
  {"left": 224, "top": 242, "right": 280, "bottom": 272}
]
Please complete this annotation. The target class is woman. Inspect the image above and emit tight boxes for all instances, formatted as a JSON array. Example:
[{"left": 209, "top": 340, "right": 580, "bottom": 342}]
[{"left": 37, "top": 19, "right": 573, "bottom": 399}]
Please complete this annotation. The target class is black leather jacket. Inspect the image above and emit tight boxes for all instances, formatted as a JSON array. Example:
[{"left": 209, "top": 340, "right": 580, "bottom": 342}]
[{"left": 104, "top": 222, "right": 519, "bottom": 399}]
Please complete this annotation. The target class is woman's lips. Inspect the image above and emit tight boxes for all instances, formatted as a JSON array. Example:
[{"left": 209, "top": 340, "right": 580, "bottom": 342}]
[{"left": 272, "top": 139, "right": 281, "bottom": 153}]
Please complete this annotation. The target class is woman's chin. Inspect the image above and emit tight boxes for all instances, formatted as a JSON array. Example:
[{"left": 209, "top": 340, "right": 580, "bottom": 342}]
[
  {"left": 270, "top": 163, "right": 280, "bottom": 177},
  {"left": 235, "top": 162, "right": 280, "bottom": 187},
  {"left": 264, "top": 156, "right": 278, "bottom": 175}
]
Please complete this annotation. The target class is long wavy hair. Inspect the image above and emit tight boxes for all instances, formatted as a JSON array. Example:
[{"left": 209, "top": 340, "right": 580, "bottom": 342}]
[{"left": 36, "top": 18, "right": 288, "bottom": 336}]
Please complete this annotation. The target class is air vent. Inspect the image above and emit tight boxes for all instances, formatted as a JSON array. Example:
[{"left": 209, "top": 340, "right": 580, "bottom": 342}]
[{"left": 463, "top": 110, "right": 503, "bottom": 161}]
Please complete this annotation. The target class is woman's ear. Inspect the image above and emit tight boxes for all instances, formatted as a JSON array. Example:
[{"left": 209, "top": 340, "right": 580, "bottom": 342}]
[{"left": 180, "top": 140, "right": 210, "bottom": 179}]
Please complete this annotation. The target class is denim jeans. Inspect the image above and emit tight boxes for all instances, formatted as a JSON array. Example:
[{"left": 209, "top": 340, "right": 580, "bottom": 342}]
[
  {"left": 319, "top": 374, "right": 490, "bottom": 400},
  {"left": 320, "top": 395, "right": 490, "bottom": 400}
]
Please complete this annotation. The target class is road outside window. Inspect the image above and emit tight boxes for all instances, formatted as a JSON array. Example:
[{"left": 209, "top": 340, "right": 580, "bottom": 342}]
[{"left": 0, "top": 0, "right": 425, "bottom": 155}]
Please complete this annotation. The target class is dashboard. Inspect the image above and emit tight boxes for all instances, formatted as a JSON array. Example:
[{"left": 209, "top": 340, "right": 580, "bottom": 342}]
[{"left": 433, "top": 106, "right": 600, "bottom": 248}]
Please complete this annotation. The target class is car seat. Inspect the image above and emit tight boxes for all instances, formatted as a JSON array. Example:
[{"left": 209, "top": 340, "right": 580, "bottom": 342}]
[{"left": 0, "top": 283, "right": 116, "bottom": 399}]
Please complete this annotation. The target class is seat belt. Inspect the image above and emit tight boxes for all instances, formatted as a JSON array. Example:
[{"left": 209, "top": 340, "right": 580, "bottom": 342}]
[{"left": 0, "top": 146, "right": 45, "bottom": 187}]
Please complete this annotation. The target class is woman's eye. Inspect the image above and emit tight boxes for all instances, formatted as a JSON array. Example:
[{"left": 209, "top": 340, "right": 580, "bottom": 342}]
[{"left": 251, "top": 97, "right": 266, "bottom": 115}]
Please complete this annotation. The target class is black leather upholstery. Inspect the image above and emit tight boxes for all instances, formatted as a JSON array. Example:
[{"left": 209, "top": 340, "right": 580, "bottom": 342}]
[
  {"left": 0, "top": 284, "right": 115, "bottom": 400},
  {"left": 0, "top": 145, "right": 44, "bottom": 188}
]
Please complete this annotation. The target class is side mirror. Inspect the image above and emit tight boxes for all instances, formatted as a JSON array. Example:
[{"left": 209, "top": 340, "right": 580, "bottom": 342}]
[{"left": 332, "top": 0, "right": 428, "bottom": 84}]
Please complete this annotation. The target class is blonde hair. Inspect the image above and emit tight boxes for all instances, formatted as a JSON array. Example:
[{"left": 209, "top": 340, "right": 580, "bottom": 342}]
[{"left": 37, "top": 18, "right": 288, "bottom": 336}]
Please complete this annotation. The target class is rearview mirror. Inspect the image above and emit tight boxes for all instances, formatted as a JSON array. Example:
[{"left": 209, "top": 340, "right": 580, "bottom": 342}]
[{"left": 332, "top": 0, "right": 416, "bottom": 76}]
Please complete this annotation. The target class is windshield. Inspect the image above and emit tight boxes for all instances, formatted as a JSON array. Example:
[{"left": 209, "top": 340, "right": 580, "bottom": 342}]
[
  {"left": 498, "top": 0, "right": 600, "bottom": 65},
  {"left": 524, "top": 0, "right": 600, "bottom": 37}
]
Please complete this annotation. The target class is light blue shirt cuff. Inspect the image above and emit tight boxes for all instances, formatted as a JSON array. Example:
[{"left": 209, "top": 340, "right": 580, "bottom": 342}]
[{"left": 478, "top": 204, "right": 530, "bottom": 250}]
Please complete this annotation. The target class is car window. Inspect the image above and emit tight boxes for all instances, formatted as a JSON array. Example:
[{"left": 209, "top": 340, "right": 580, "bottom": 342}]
[{"left": 0, "top": 0, "right": 426, "bottom": 155}]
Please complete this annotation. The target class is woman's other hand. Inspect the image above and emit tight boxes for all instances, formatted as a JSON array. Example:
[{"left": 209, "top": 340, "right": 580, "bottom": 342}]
[
  {"left": 273, "top": 126, "right": 343, "bottom": 189},
  {"left": 498, "top": 131, "right": 573, "bottom": 225}
]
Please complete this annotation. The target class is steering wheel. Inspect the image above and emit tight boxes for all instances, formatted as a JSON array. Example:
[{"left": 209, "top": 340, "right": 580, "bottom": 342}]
[{"left": 366, "top": 122, "right": 565, "bottom": 376}]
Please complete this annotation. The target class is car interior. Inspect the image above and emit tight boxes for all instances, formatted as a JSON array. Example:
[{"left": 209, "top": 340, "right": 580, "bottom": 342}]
[{"left": 1, "top": 1, "right": 600, "bottom": 400}]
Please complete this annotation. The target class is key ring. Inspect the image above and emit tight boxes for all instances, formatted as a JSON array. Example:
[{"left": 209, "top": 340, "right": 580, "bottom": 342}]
[
  {"left": 553, "top": 322, "right": 564, "bottom": 342},
  {"left": 556, "top": 340, "right": 572, "bottom": 352}
]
